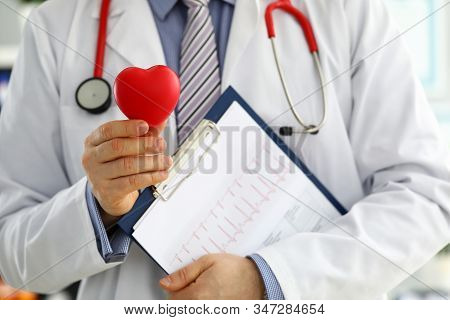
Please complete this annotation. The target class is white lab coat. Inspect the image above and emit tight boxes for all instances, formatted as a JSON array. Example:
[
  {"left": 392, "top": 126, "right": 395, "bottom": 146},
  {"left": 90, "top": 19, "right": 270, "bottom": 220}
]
[{"left": 0, "top": 0, "right": 449, "bottom": 300}]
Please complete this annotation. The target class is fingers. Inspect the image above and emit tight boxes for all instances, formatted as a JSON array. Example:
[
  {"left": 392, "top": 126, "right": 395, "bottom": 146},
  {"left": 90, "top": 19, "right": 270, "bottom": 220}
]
[
  {"left": 160, "top": 256, "right": 214, "bottom": 292},
  {"left": 150, "top": 120, "right": 168, "bottom": 137},
  {"left": 110, "top": 170, "right": 170, "bottom": 195},
  {"left": 86, "top": 120, "right": 149, "bottom": 146},
  {"left": 82, "top": 119, "right": 171, "bottom": 217},
  {"left": 94, "top": 136, "right": 166, "bottom": 162},
  {"left": 99, "top": 154, "right": 173, "bottom": 179}
]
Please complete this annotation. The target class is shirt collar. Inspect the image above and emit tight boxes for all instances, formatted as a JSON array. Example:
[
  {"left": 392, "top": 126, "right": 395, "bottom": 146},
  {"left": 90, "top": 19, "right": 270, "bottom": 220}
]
[{"left": 149, "top": 0, "right": 235, "bottom": 20}]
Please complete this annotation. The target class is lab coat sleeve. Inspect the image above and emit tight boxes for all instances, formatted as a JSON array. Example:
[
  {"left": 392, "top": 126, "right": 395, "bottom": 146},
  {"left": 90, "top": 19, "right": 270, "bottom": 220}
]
[
  {"left": 255, "top": 0, "right": 450, "bottom": 299},
  {"left": 0, "top": 9, "right": 124, "bottom": 294}
]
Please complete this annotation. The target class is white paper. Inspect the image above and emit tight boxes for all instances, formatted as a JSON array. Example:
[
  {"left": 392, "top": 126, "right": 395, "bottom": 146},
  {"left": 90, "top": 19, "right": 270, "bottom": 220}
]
[{"left": 132, "top": 101, "right": 342, "bottom": 273}]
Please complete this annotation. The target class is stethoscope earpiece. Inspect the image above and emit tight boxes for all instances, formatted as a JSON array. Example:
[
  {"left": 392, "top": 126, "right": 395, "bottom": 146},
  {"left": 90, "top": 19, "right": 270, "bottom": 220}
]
[
  {"left": 279, "top": 126, "right": 294, "bottom": 136},
  {"left": 279, "top": 125, "right": 320, "bottom": 136}
]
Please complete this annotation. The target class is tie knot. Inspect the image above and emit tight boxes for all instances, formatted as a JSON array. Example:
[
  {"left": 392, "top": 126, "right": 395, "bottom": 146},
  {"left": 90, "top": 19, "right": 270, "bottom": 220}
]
[{"left": 182, "top": 0, "right": 209, "bottom": 8}]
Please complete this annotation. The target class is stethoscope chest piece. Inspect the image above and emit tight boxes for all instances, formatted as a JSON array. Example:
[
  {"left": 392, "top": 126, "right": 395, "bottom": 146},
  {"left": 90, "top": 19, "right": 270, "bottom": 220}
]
[
  {"left": 75, "top": 0, "right": 112, "bottom": 114},
  {"left": 75, "top": 77, "right": 111, "bottom": 114}
]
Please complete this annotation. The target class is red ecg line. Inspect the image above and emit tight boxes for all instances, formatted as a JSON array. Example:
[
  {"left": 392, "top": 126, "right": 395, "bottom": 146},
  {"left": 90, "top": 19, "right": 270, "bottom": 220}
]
[{"left": 169, "top": 148, "right": 290, "bottom": 267}]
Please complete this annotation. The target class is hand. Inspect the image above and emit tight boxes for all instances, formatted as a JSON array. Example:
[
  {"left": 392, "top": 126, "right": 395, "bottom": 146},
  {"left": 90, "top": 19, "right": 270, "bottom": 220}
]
[
  {"left": 82, "top": 120, "right": 172, "bottom": 221},
  {"left": 159, "top": 254, "right": 265, "bottom": 300}
]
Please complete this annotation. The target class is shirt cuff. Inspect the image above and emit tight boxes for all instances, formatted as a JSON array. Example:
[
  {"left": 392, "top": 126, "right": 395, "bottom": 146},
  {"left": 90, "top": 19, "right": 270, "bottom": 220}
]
[
  {"left": 85, "top": 183, "right": 131, "bottom": 263},
  {"left": 248, "top": 254, "right": 285, "bottom": 300}
]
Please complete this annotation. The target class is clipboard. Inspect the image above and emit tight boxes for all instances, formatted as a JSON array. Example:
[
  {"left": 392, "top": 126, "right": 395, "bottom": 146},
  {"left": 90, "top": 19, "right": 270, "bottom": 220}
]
[{"left": 118, "top": 87, "right": 346, "bottom": 272}]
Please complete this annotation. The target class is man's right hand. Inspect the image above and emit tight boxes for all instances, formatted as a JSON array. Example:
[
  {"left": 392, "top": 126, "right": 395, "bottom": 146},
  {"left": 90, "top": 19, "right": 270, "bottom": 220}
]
[{"left": 82, "top": 120, "right": 172, "bottom": 220}]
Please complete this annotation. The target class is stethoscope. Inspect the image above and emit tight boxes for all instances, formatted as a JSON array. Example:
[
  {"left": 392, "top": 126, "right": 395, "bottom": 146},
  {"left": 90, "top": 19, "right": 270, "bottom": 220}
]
[
  {"left": 265, "top": 0, "right": 328, "bottom": 136},
  {"left": 75, "top": 0, "right": 112, "bottom": 114},
  {"left": 75, "top": 0, "right": 328, "bottom": 135}
]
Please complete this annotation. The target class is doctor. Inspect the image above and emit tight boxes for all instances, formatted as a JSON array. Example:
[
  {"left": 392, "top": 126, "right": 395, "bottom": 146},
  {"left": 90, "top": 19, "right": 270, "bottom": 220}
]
[{"left": 0, "top": 0, "right": 449, "bottom": 300}]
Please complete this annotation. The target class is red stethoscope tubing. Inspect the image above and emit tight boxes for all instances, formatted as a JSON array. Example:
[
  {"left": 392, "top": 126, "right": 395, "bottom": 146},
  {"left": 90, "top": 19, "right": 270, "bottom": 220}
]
[
  {"left": 265, "top": 0, "right": 318, "bottom": 53},
  {"left": 94, "top": 0, "right": 110, "bottom": 78},
  {"left": 264, "top": 0, "right": 327, "bottom": 135}
]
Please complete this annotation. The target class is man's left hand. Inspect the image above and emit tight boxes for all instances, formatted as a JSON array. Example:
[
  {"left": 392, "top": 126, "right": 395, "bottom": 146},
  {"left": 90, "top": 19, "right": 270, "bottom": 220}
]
[{"left": 159, "top": 254, "right": 265, "bottom": 300}]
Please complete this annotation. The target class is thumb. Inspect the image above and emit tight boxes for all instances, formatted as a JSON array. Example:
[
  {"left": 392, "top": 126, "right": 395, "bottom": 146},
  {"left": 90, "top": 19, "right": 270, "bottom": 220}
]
[
  {"left": 159, "top": 256, "right": 213, "bottom": 291},
  {"left": 146, "top": 120, "right": 167, "bottom": 137}
]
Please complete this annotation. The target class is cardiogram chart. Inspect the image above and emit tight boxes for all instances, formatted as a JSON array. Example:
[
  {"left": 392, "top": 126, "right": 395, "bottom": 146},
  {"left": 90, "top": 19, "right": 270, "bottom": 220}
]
[
  {"left": 169, "top": 151, "right": 291, "bottom": 268},
  {"left": 131, "top": 102, "right": 342, "bottom": 274}
]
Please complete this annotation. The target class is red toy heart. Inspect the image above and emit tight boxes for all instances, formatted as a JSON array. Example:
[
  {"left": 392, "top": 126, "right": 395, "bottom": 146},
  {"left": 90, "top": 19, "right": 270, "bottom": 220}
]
[{"left": 114, "top": 65, "right": 180, "bottom": 127}]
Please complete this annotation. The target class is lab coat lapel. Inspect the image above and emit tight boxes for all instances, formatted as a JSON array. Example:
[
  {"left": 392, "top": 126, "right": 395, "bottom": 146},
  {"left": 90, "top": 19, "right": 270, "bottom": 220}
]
[
  {"left": 222, "top": 0, "right": 261, "bottom": 88},
  {"left": 92, "top": 0, "right": 166, "bottom": 68}
]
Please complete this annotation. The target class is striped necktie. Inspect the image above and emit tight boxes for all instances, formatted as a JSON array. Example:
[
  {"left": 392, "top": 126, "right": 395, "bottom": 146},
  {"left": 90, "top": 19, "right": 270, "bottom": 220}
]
[{"left": 176, "top": 0, "right": 221, "bottom": 144}]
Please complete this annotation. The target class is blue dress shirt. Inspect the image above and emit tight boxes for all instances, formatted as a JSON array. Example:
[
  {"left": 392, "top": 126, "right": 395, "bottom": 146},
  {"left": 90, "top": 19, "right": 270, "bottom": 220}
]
[{"left": 87, "top": 0, "right": 284, "bottom": 300}]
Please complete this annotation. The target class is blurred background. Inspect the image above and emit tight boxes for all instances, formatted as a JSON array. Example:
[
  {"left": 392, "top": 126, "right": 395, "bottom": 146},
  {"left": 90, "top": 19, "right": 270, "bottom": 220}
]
[{"left": 0, "top": 0, "right": 449, "bottom": 300}]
